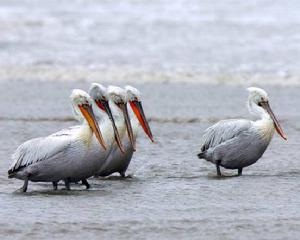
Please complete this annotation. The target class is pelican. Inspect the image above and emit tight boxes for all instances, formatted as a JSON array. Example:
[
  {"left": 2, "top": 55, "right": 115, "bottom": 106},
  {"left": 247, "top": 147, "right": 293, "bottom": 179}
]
[
  {"left": 197, "top": 87, "right": 287, "bottom": 176},
  {"left": 94, "top": 85, "right": 154, "bottom": 178},
  {"left": 89, "top": 85, "right": 136, "bottom": 178},
  {"left": 8, "top": 89, "right": 120, "bottom": 192},
  {"left": 62, "top": 85, "right": 126, "bottom": 189}
]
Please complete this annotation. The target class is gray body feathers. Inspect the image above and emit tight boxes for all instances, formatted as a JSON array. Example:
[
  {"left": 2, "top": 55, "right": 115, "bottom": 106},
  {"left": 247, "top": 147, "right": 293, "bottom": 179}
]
[
  {"left": 96, "top": 118, "right": 138, "bottom": 177},
  {"left": 9, "top": 126, "right": 109, "bottom": 182},
  {"left": 96, "top": 140, "right": 134, "bottom": 177},
  {"left": 198, "top": 119, "right": 271, "bottom": 169}
]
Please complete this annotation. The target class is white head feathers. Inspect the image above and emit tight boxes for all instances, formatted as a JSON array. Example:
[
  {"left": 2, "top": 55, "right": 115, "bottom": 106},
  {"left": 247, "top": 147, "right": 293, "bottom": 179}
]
[
  {"left": 70, "top": 89, "right": 93, "bottom": 106},
  {"left": 107, "top": 86, "right": 127, "bottom": 103},
  {"left": 89, "top": 83, "right": 108, "bottom": 100},
  {"left": 247, "top": 87, "right": 269, "bottom": 104},
  {"left": 125, "top": 85, "right": 141, "bottom": 101}
]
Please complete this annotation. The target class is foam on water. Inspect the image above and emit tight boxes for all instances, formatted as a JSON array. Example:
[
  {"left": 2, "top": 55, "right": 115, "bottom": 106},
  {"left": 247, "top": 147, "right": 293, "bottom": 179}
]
[{"left": 0, "top": 0, "right": 300, "bottom": 84}]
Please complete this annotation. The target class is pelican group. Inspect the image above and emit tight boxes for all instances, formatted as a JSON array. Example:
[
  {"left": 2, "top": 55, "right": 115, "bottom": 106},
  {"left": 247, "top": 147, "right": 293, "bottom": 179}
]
[
  {"left": 8, "top": 84, "right": 287, "bottom": 192},
  {"left": 8, "top": 85, "right": 154, "bottom": 192},
  {"left": 94, "top": 85, "right": 154, "bottom": 178}
]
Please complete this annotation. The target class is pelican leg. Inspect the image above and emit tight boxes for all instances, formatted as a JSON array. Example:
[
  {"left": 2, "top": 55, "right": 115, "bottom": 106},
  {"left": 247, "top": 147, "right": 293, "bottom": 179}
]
[
  {"left": 216, "top": 161, "right": 222, "bottom": 176},
  {"left": 64, "top": 178, "right": 71, "bottom": 190},
  {"left": 52, "top": 181, "right": 58, "bottom": 190},
  {"left": 119, "top": 172, "right": 132, "bottom": 178},
  {"left": 19, "top": 177, "right": 29, "bottom": 192},
  {"left": 81, "top": 179, "right": 90, "bottom": 189},
  {"left": 238, "top": 168, "right": 243, "bottom": 176}
]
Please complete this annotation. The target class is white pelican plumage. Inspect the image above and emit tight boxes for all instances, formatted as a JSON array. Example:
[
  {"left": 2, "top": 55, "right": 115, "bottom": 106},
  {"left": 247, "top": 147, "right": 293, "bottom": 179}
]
[
  {"left": 8, "top": 89, "right": 117, "bottom": 192},
  {"left": 62, "top": 85, "right": 127, "bottom": 189},
  {"left": 197, "top": 87, "right": 287, "bottom": 176},
  {"left": 93, "top": 85, "right": 154, "bottom": 177}
]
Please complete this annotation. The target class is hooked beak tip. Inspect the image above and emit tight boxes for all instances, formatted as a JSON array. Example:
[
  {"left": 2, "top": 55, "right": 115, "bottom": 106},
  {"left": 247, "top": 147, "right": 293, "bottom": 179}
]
[
  {"left": 129, "top": 100, "right": 154, "bottom": 143},
  {"left": 282, "top": 135, "right": 287, "bottom": 141}
]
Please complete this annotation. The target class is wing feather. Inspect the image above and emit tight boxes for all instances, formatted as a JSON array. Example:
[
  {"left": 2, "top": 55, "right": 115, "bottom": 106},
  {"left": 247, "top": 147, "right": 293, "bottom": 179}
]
[
  {"left": 200, "top": 119, "right": 252, "bottom": 152},
  {"left": 9, "top": 134, "right": 72, "bottom": 173}
]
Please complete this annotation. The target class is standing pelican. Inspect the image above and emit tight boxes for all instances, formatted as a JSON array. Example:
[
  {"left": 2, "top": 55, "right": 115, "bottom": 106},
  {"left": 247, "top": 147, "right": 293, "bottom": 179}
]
[
  {"left": 62, "top": 84, "right": 128, "bottom": 189},
  {"left": 197, "top": 87, "right": 287, "bottom": 176},
  {"left": 8, "top": 90, "right": 118, "bottom": 192},
  {"left": 95, "top": 85, "right": 154, "bottom": 178},
  {"left": 88, "top": 84, "right": 135, "bottom": 177}
]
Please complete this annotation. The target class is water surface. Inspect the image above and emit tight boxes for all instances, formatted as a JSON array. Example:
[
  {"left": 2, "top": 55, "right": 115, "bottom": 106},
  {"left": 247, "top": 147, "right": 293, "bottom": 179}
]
[{"left": 0, "top": 81, "right": 299, "bottom": 240}]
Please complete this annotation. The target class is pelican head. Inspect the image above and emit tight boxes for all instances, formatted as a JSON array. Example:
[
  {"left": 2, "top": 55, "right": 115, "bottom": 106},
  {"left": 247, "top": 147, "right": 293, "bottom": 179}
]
[
  {"left": 107, "top": 86, "right": 136, "bottom": 151},
  {"left": 247, "top": 87, "right": 287, "bottom": 140},
  {"left": 125, "top": 85, "right": 154, "bottom": 142},
  {"left": 89, "top": 83, "right": 108, "bottom": 103},
  {"left": 89, "top": 83, "right": 125, "bottom": 153},
  {"left": 70, "top": 89, "right": 107, "bottom": 149}
]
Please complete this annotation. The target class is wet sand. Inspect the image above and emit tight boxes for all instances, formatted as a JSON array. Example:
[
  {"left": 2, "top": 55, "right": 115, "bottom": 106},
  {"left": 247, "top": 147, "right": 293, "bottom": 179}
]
[{"left": 0, "top": 80, "right": 299, "bottom": 240}]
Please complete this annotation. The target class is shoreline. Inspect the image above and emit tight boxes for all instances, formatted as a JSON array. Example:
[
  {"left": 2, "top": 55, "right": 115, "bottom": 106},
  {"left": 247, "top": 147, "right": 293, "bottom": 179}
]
[{"left": 1, "top": 65, "right": 300, "bottom": 86}]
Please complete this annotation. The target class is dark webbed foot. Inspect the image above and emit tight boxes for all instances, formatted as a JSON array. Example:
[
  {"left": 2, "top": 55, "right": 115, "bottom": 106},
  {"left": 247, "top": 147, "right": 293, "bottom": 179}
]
[
  {"left": 64, "top": 179, "right": 71, "bottom": 190},
  {"left": 216, "top": 161, "right": 222, "bottom": 177},
  {"left": 18, "top": 177, "right": 29, "bottom": 192},
  {"left": 238, "top": 168, "right": 243, "bottom": 176},
  {"left": 81, "top": 179, "right": 90, "bottom": 189}
]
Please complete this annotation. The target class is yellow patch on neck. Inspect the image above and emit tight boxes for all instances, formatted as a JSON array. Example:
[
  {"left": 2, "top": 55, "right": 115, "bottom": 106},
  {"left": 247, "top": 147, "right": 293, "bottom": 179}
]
[
  {"left": 254, "top": 118, "right": 275, "bottom": 141},
  {"left": 77, "top": 125, "right": 93, "bottom": 147}
]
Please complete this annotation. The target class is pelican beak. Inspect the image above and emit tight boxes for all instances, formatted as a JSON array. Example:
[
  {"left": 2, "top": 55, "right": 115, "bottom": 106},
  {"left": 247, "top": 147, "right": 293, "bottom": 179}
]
[
  {"left": 95, "top": 99, "right": 125, "bottom": 154},
  {"left": 117, "top": 102, "right": 136, "bottom": 151},
  {"left": 129, "top": 100, "right": 154, "bottom": 142},
  {"left": 261, "top": 101, "right": 287, "bottom": 140},
  {"left": 78, "top": 104, "right": 107, "bottom": 150}
]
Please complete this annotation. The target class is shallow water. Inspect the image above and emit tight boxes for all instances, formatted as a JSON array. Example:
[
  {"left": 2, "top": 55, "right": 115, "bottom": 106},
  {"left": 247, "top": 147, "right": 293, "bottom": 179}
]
[
  {"left": 0, "top": 80, "right": 299, "bottom": 239},
  {"left": 1, "top": 0, "right": 300, "bottom": 238}
]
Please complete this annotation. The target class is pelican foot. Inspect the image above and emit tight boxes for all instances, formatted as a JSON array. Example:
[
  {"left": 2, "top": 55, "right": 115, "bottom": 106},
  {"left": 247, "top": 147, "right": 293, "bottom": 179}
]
[
  {"left": 52, "top": 181, "right": 58, "bottom": 190},
  {"left": 216, "top": 161, "right": 222, "bottom": 177},
  {"left": 237, "top": 168, "right": 243, "bottom": 176},
  {"left": 81, "top": 179, "right": 90, "bottom": 189},
  {"left": 64, "top": 179, "right": 71, "bottom": 190},
  {"left": 18, "top": 178, "right": 29, "bottom": 192},
  {"left": 120, "top": 172, "right": 132, "bottom": 178}
]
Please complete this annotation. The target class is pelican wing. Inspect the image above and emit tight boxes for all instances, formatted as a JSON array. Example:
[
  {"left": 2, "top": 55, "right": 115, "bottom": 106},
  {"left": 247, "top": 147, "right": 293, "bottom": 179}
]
[
  {"left": 200, "top": 119, "right": 252, "bottom": 152},
  {"left": 50, "top": 125, "right": 80, "bottom": 137},
  {"left": 9, "top": 134, "right": 72, "bottom": 173},
  {"left": 207, "top": 130, "right": 263, "bottom": 168}
]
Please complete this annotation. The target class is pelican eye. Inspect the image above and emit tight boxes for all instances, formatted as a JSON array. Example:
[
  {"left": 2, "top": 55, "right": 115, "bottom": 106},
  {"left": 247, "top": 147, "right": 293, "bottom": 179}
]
[{"left": 258, "top": 100, "right": 267, "bottom": 107}]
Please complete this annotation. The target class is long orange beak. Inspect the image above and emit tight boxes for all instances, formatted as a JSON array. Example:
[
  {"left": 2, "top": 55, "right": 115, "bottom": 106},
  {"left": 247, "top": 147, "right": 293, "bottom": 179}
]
[
  {"left": 129, "top": 100, "right": 154, "bottom": 142},
  {"left": 78, "top": 104, "right": 107, "bottom": 150},
  {"left": 118, "top": 102, "right": 136, "bottom": 151},
  {"left": 95, "top": 99, "right": 125, "bottom": 154},
  {"left": 261, "top": 101, "right": 287, "bottom": 140}
]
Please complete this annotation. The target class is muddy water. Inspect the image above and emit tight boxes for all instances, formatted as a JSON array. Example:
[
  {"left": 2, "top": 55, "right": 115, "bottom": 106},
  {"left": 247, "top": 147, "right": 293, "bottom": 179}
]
[{"left": 0, "top": 80, "right": 299, "bottom": 240}]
